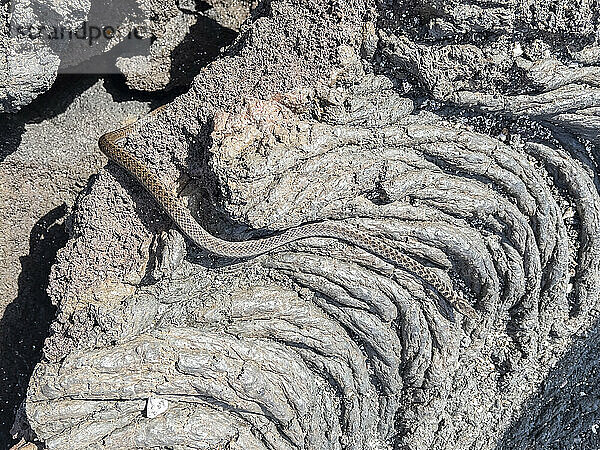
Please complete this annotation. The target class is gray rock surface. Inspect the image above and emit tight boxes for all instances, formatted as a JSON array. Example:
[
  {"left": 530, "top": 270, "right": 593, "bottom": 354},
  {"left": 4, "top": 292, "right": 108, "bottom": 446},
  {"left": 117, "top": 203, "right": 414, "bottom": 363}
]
[
  {"left": 114, "top": 0, "right": 240, "bottom": 91},
  {"left": 0, "top": 0, "right": 240, "bottom": 112},
  {"left": 0, "top": 76, "right": 150, "bottom": 446},
  {"left": 4, "top": 0, "right": 600, "bottom": 448},
  {"left": 0, "top": 0, "right": 66, "bottom": 112}
]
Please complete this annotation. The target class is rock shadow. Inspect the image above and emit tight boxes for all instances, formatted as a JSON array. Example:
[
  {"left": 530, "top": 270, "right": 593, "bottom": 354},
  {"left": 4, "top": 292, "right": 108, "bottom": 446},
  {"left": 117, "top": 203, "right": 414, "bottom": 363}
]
[
  {"left": 168, "top": 6, "right": 237, "bottom": 89},
  {"left": 0, "top": 75, "right": 98, "bottom": 162},
  {"left": 0, "top": 204, "right": 68, "bottom": 447}
]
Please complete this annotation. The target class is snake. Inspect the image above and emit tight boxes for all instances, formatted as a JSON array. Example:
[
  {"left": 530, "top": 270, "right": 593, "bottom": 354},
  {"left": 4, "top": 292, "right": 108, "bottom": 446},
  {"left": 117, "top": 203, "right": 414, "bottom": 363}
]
[{"left": 98, "top": 106, "right": 477, "bottom": 319}]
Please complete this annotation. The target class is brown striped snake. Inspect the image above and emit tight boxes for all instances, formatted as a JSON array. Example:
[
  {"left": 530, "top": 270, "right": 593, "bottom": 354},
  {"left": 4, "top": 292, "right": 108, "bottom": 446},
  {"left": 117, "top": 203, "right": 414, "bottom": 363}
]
[{"left": 98, "top": 106, "right": 477, "bottom": 319}]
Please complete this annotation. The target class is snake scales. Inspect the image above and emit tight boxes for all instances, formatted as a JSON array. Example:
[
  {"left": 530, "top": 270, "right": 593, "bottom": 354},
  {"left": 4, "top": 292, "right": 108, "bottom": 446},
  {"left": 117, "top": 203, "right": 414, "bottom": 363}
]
[{"left": 98, "top": 107, "right": 477, "bottom": 319}]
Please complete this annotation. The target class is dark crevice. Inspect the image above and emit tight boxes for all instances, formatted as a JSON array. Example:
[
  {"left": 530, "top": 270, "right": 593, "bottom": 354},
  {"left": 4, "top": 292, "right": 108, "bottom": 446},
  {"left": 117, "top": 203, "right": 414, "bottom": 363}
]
[
  {"left": 167, "top": 15, "right": 237, "bottom": 90},
  {"left": 0, "top": 204, "right": 68, "bottom": 448},
  {"left": 177, "top": 0, "right": 211, "bottom": 14},
  {"left": 0, "top": 116, "right": 24, "bottom": 162},
  {"left": 365, "top": 183, "right": 393, "bottom": 206},
  {"left": 250, "top": 0, "right": 273, "bottom": 21},
  {"left": 101, "top": 74, "right": 184, "bottom": 107}
]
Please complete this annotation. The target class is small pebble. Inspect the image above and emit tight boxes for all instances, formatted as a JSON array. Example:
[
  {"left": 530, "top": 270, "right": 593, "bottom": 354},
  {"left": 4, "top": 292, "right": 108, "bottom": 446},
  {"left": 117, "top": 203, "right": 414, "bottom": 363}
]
[
  {"left": 146, "top": 396, "right": 169, "bottom": 418},
  {"left": 512, "top": 42, "right": 523, "bottom": 57}
]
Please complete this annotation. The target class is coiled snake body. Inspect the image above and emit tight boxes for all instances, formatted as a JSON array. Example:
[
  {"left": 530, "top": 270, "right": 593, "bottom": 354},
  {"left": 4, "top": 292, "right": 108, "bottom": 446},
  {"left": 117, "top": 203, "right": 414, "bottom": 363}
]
[{"left": 99, "top": 108, "right": 476, "bottom": 319}]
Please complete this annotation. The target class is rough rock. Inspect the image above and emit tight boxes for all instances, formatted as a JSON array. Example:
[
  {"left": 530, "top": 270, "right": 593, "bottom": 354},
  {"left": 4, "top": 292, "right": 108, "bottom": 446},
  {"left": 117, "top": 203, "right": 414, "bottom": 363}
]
[
  {"left": 0, "top": 0, "right": 241, "bottom": 112},
  {"left": 113, "top": 0, "right": 240, "bottom": 91},
  {"left": 0, "top": 76, "right": 149, "bottom": 447},
  {"left": 6, "top": 0, "right": 600, "bottom": 449},
  {"left": 0, "top": 0, "right": 67, "bottom": 112}
]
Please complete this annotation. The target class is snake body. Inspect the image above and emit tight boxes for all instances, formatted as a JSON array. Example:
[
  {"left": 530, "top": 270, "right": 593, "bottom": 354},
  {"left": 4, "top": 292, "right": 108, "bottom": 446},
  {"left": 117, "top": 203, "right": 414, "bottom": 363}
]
[{"left": 98, "top": 109, "right": 476, "bottom": 319}]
